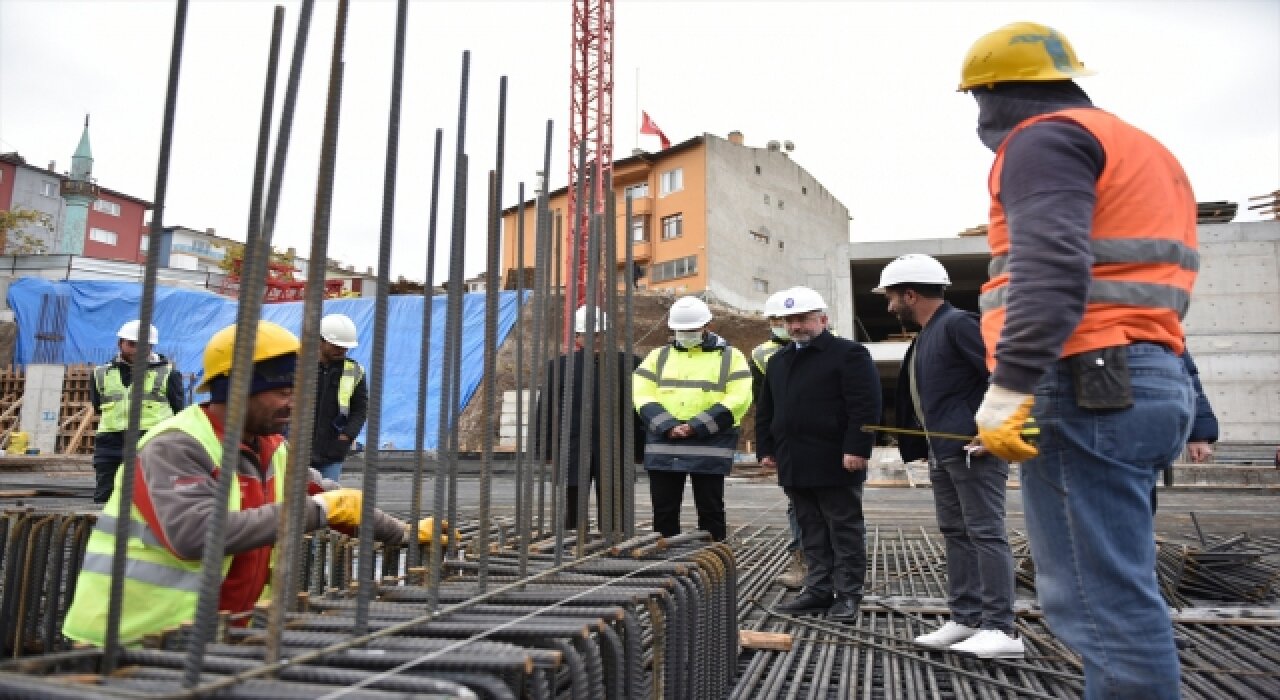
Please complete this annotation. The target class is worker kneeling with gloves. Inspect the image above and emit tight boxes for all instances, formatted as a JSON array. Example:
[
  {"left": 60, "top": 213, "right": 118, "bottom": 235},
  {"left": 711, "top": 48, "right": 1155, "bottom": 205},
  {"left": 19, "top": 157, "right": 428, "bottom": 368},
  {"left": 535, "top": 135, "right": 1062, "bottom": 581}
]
[{"left": 63, "top": 320, "right": 449, "bottom": 646}]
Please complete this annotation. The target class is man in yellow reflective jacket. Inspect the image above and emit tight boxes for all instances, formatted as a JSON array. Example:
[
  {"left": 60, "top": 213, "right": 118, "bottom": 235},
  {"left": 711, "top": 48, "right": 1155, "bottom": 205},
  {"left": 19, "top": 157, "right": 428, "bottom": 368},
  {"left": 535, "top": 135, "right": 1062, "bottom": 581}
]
[{"left": 633, "top": 297, "right": 752, "bottom": 542}]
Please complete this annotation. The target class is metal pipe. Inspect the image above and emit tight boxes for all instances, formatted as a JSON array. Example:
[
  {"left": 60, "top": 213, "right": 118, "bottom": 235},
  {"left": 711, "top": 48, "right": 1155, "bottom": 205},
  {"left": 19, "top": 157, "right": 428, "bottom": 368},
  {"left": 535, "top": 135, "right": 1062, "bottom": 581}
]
[
  {"left": 513, "top": 182, "right": 528, "bottom": 575},
  {"left": 599, "top": 174, "right": 618, "bottom": 544}
]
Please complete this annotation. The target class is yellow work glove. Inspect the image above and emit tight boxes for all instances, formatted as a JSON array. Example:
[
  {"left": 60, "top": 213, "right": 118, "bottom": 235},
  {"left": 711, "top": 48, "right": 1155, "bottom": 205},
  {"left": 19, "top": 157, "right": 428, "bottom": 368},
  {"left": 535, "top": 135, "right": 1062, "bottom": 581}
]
[
  {"left": 410, "top": 517, "right": 452, "bottom": 545},
  {"left": 975, "top": 385, "right": 1039, "bottom": 462},
  {"left": 312, "top": 488, "right": 364, "bottom": 528}
]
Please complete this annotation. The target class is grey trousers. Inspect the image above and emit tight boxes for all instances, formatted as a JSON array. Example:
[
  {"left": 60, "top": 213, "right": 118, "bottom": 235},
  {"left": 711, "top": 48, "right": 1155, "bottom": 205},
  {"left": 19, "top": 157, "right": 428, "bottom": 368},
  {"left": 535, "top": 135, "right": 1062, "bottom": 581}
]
[
  {"left": 930, "top": 452, "right": 1016, "bottom": 633},
  {"left": 785, "top": 483, "right": 867, "bottom": 597}
]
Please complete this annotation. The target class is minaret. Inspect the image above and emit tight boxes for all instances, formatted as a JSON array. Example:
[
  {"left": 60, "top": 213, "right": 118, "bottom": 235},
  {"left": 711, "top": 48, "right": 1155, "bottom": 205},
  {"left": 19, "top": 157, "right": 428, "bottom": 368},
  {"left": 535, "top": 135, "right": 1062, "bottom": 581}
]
[{"left": 59, "top": 115, "right": 99, "bottom": 255}]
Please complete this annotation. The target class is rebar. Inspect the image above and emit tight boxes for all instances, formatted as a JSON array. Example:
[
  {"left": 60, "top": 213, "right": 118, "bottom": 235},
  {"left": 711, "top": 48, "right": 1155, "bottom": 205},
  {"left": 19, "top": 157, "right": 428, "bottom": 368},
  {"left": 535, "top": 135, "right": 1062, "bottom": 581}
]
[
  {"left": 410, "top": 127, "right": 445, "bottom": 575},
  {"left": 104, "top": 0, "right": 189, "bottom": 673}
]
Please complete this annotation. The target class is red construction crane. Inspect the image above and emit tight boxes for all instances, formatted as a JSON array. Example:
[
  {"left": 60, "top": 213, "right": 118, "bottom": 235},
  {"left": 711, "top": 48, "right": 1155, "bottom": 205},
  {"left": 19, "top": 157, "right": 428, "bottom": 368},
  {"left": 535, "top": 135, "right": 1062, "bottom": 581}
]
[{"left": 566, "top": 0, "right": 614, "bottom": 335}]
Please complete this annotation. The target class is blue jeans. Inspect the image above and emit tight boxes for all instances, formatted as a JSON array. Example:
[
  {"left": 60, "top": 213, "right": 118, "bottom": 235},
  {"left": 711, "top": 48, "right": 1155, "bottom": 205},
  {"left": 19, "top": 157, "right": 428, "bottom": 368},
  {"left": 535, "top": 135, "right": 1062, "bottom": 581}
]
[
  {"left": 1022, "top": 343, "right": 1192, "bottom": 700},
  {"left": 316, "top": 462, "right": 344, "bottom": 482}
]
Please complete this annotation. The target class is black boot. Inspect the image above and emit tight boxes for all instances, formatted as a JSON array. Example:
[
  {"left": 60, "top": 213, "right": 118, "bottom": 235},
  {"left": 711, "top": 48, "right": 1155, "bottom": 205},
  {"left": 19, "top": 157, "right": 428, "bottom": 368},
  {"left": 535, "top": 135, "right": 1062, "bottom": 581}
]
[
  {"left": 776, "top": 588, "right": 832, "bottom": 615},
  {"left": 828, "top": 594, "right": 860, "bottom": 622}
]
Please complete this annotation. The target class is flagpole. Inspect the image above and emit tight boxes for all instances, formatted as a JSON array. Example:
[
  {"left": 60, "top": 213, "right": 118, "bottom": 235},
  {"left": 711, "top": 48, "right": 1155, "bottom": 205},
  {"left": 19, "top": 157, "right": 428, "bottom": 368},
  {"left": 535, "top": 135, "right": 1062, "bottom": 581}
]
[{"left": 635, "top": 67, "right": 640, "bottom": 151}]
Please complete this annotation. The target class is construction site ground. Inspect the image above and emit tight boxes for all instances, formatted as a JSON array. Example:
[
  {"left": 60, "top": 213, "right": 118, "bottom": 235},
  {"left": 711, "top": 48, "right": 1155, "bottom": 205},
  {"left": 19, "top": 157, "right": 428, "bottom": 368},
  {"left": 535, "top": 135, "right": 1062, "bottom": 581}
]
[{"left": 6, "top": 465, "right": 1279, "bottom": 698}]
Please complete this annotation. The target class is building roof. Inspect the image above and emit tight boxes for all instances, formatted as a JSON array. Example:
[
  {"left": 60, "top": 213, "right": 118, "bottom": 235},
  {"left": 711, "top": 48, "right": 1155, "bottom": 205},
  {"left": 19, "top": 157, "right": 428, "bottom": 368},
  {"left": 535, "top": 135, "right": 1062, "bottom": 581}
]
[{"left": 0, "top": 151, "right": 151, "bottom": 208}]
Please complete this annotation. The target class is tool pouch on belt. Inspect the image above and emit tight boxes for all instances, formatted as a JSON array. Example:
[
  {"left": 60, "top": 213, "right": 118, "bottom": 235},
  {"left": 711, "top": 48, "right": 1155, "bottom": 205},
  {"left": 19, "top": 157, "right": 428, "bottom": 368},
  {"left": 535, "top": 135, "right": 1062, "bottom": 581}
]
[{"left": 1068, "top": 346, "right": 1133, "bottom": 410}]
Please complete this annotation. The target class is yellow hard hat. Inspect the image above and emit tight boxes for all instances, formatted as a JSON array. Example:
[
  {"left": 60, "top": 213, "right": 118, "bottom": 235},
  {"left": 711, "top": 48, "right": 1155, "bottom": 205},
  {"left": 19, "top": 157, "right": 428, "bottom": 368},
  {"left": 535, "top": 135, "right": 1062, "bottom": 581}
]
[
  {"left": 958, "top": 21, "right": 1095, "bottom": 92},
  {"left": 197, "top": 320, "right": 300, "bottom": 391}
]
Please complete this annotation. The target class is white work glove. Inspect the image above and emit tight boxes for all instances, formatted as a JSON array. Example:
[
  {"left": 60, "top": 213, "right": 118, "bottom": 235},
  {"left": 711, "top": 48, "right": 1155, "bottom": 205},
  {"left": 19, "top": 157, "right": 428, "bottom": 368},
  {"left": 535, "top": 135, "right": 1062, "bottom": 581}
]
[{"left": 975, "top": 385, "right": 1039, "bottom": 462}]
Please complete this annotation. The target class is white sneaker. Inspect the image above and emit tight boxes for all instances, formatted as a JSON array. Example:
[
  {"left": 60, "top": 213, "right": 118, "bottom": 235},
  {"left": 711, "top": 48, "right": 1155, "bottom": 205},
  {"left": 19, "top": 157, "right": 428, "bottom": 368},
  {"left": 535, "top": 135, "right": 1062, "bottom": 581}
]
[
  {"left": 914, "top": 621, "right": 979, "bottom": 650},
  {"left": 948, "top": 629, "right": 1025, "bottom": 659}
]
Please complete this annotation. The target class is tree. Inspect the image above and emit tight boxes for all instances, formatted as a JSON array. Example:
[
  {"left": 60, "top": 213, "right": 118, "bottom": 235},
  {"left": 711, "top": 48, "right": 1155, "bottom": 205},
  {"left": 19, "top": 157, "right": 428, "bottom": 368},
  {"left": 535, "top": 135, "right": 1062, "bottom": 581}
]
[{"left": 0, "top": 208, "right": 53, "bottom": 254}]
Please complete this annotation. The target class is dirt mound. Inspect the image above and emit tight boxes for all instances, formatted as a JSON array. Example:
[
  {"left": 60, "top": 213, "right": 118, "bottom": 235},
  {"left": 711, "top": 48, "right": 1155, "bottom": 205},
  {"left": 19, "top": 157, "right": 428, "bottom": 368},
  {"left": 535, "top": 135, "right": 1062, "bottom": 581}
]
[{"left": 457, "top": 291, "right": 769, "bottom": 452}]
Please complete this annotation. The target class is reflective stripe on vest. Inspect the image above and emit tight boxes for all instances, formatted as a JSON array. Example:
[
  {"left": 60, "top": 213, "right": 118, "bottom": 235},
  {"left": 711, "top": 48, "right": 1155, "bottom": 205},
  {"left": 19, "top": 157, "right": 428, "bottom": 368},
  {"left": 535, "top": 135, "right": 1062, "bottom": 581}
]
[
  {"left": 61, "top": 406, "right": 287, "bottom": 646},
  {"left": 94, "top": 364, "right": 175, "bottom": 432},
  {"left": 751, "top": 341, "right": 783, "bottom": 375},
  {"left": 337, "top": 359, "right": 364, "bottom": 417},
  {"left": 646, "top": 345, "right": 748, "bottom": 393},
  {"left": 980, "top": 107, "right": 1197, "bottom": 369}
]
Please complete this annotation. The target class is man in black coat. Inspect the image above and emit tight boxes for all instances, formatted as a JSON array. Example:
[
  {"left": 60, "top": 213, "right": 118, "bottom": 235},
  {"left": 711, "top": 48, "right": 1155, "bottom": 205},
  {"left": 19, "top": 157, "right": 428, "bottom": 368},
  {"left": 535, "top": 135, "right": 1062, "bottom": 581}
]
[
  {"left": 311, "top": 314, "right": 368, "bottom": 482},
  {"left": 756, "top": 287, "right": 881, "bottom": 621},
  {"left": 537, "top": 308, "right": 644, "bottom": 532}
]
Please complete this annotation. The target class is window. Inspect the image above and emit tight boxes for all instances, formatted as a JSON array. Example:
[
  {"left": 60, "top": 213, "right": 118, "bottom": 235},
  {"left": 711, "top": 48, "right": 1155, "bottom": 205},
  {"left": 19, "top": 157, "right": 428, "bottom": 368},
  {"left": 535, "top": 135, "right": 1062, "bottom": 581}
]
[
  {"left": 649, "top": 255, "right": 698, "bottom": 282},
  {"left": 753, "top": 278, "right": 769, "bottom": 293},
  {"left": 41, "top": 181, "right": 57, "bottom": 197},
  {"left": 754, "top": 165, "right": 761, "bottom": 175},
  {"left": 802, "top": 186, "right": 808, "bottom": 195},
  {"left": 139, "top": 235, "right": 149, "bottom": 251},
  {"left": 631, "top": 216, "right": 647, "bottom": 242},
  {"left": 751, "top": 230, "right": 769, "bottom": 244},
  {"left": 660, "top": 168, "right": 683, "bottom": 195},
  {"left": 763, "top": 194, "right": 770, "bottom": 205},
  {"left": 661, "top": 214, "right": 683, "bottom": 240},
  {"left": 778, "top": 241, "right": 785, "bottom": 251},
  {"left": 93, "top": 199, "right": 121, "bottom": 216},
  {"left": 624, "top": 182, "right": 649, "bottom": 199},
  {"left": 89, "top": 227, "right": 118, "bottom": 245},
  {"left": 778, "top": 200, "right": 785, "bottom": 210}
]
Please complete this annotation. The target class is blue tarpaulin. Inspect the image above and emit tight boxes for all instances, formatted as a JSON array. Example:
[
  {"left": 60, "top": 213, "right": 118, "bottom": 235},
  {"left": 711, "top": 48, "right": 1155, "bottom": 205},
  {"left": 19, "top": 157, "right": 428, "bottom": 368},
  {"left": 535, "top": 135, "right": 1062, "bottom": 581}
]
[{"left": 7, "top": 278, "right": 524, "bottom": 450}]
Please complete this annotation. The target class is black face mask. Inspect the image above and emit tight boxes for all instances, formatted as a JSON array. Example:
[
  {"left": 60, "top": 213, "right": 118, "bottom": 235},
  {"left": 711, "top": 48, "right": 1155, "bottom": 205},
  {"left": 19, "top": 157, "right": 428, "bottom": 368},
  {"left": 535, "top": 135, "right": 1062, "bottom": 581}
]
[{"left": 972, "top": 82, "right": 1093, "bottom": 152}]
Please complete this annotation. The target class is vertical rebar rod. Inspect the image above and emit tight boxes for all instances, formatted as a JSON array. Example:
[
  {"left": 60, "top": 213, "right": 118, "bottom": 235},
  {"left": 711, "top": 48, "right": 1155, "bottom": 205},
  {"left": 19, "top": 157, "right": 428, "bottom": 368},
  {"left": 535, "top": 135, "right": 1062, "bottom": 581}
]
[
  {"left": 528, "top": 119, "right": 554, "bottom": 547},
  {"left": 512, "top": 182, "right": 528, "bottom": 573},
  {"left": 353, "top": 0, "right": 408, "bottom": 634},
  {"left": 244, "top": 5, "right": 296, "bottom": 669},
  {"left": 573, "top": 170, "right": 599, "bottom": 559},
  {"left": 105, "top": 0, "right": 188, "bottom": 673},
  {"left": 542, "top": 210, "right": 564, "bottom": 539},
  {"left": 412, "top": 128, "right": 445, "bottom": 572},
  {"left": 600, "top": 175, "right": 618, "bottom": 543},
  {"left": 554, "top": 142, "right": 587, "bottom": 565},
  {"left": 445, "top": 155, "right": 467, "bottom": 560},
  {"left": 622, "top": 193, "right": 636, "bottom": 538},
  {"left": 431, "top": 51, "right": 470, "bottom": 611},
  {"left": 188, "top": 0, "right": 322, "bottom": 683},
  {"left": 478, "top": 170, "right": 500, "bottom": 591},
  {"left": 476, "top": 75, "right": 507, "bottom": 591}
]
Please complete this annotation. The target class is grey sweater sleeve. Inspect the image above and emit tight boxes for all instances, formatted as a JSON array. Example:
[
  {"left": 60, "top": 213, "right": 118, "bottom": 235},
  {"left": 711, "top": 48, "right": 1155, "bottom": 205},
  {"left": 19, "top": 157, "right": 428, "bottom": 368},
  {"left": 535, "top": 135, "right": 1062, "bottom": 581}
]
[
  {"left": 993, "top": 120, "right": 1105, "bottom": 393},
  {"left": 139, "top": 431, "right": 327, "bottom": 559}
]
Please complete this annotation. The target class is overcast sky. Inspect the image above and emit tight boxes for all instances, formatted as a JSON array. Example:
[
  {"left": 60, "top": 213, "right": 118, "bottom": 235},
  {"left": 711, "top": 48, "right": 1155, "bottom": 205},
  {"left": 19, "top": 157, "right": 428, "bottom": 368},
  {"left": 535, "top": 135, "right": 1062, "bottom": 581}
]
[{"left": 2, "top": 1, "right": 1276, "bottom": 282}]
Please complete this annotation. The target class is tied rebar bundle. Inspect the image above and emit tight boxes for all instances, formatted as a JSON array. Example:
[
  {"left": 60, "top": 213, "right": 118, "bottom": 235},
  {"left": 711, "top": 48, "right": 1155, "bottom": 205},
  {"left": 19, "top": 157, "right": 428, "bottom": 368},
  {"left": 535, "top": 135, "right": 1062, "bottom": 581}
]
[{"left": 0, "top": 528, "right": 736, "bottom": 700}]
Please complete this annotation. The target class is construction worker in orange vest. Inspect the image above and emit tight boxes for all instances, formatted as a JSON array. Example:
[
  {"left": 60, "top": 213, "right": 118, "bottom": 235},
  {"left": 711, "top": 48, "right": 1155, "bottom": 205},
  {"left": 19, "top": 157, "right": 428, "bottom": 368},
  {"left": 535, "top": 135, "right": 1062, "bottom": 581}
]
[{"left": 960, "top": 22, "right": 1197, "bottom": 698}]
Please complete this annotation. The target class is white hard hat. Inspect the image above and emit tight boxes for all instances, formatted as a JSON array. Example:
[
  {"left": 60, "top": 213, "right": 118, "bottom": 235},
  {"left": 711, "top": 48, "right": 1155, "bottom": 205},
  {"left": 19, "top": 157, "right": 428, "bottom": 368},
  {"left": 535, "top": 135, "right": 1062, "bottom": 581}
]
[
  {"left": 320, "top": 314, "right": 359, "bottom": 348},
  {"left": 117, "top": 320, "right": 158, "bottom": 344},
  {"left": 873, "top": 254, "right": 951, "bottom": 293},
  {"left": 574, "top": 306, "right": 608, "bottom": 334},
  {"left": 779, "top": 287, "right": 827, "bottom": 315},
  {"left": 667, "top": 296, "right": 713, "bottom": 330},
  {"left": 763, "top": 289, "right": 793, "bottom": 318}
]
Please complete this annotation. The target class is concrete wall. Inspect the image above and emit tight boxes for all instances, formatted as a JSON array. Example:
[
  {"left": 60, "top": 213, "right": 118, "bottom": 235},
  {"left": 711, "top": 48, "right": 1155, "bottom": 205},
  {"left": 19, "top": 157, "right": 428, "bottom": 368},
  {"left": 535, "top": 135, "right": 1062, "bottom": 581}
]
[
  {"left": 1183, "top": 220, "right": 1280, "bottom": 442},
  {"left": 703, "top": 134, "right": 852, "bottom": 336}
]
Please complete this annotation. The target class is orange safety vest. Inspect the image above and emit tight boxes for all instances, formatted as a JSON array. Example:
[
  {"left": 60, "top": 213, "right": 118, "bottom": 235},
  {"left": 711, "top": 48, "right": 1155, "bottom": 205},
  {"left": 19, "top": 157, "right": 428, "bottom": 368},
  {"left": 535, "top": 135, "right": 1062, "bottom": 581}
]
[{"left": 980, "top": 107, "right": 1198, "bottom": 371}]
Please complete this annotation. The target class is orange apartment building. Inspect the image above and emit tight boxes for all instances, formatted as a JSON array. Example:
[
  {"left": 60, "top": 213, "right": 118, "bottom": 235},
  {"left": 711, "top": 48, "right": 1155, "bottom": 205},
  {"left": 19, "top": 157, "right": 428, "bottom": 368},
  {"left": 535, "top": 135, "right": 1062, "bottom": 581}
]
[{"left": 501, "top": 131, "right": 854, "bottom": 334}]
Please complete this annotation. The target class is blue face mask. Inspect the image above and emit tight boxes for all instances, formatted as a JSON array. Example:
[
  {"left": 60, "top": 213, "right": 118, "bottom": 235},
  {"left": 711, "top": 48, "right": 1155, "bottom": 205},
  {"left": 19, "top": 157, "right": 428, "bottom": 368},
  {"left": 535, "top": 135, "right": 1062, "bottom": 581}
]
[
  {"left": 673, "top": 330, "right": 703, "bottom": 348},
  {"left": 770, "top": 325, "right": 790, "bottom": 340}
]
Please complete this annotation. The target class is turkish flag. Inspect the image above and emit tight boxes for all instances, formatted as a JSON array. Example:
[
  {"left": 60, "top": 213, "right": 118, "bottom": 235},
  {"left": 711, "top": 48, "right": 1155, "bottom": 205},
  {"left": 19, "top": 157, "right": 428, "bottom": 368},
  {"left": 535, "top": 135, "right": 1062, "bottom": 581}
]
[{"left": 640, "top": 111, "right": 671, "bottom": 150}]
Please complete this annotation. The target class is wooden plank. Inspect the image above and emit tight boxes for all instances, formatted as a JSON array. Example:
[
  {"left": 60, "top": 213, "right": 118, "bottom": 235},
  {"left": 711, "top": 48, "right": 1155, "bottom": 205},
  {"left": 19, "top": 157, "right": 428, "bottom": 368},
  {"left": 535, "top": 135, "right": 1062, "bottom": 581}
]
[
  {"left": 63, "top": 404, "right": 95, "bottom": 455},
  {"left": 739, "top": 630, "right": 793, "bottom": 651}
]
